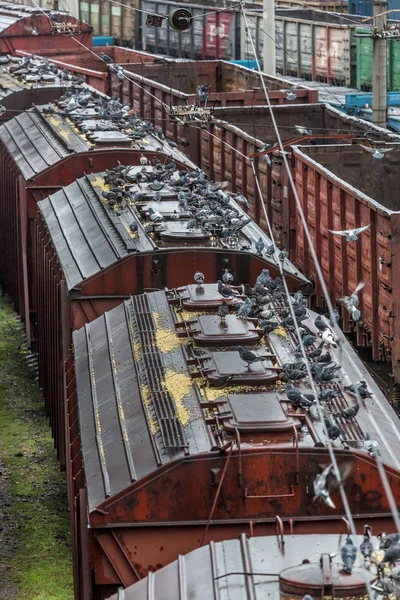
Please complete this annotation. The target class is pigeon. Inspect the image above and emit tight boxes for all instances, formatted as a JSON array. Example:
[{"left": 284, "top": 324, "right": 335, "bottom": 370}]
[
  {"left": 333, "top": 403, "right": 360, "bottom": 421},
  {"left": 360, "top": 525, "right": 374, "bottom": 559},
  {"left": 315, "top": 352, "right": 333, "bottom": 364},
  {"left": 140, "top": 153, "right": 148, "bottom": 166},
  {"left": 313, "top": 463, "right": 335, "bottom": 508},
  {"left": 282, "top": 85, "right": 297, "bottom": 101},
  {"left": 232, "top": 192, "right": 249, "bottom": 209},
  {"left": 147, "top": 207, "right": 165, "bottom": 223},
  {"left": 324, "top": 417, "right": 341, "bottom": 440},
  {"left": 381, "top": 543, "right": 400, "bottom": 564},
  {"left": 256, "top": 269, "right": 271, "bottom": 287},
  {"left": 380, "top": 533, "right": 400, "bottom": 550},
  {"left": 359, "top": 144, "right": 394, "bottom": 160},
  {"left": 265, "top": 243, "right": 275, "bottom": 257},
  {"left": 364, "top": 438, "right": 380, "bottom": 457},
  {"left": 236, "top": 346, "right": 268, "bottom": 368},
  {"left": 339, "top": 281, "right": 365, "bottom": 322},
  {"left": 197, "top": 84, "right": 211, "bottom": 104},
  {"left": 302, "top": 334, "right": 317, "bottom": 348},
  {"left": 286, "top": 384, "right": 315, "bottom": 406},
  {"left": 194, "top": 272, "right": 205, "bottom": 287},
  {"left": 314, "top": 315, "right": 328, "bottom": 332},
  {"left": 217, "top": 280, "right": 238, "bottom": 298},
  {"left": 218, "top": 300, "right": 229, "bottom": 321},
  {"left": 295, "top": 125, "right": 312, "bottom": 136},
  {"left": 314, "top": 365, "right": 341, "bottom": 383},
  {"left": 341, "top": 537, "right": 357, "bottom": 574},
  {"left": 255, "top": 237, "right": 265, "bottom": 255},
  {"left": 259, "top": 320, "right": 279, "bottom": 334},
  {"left": 318, "top": 388, "right": 341, "bottom": 400},
  {"left": 129, "top": 222, "right": 138, "bottom": 235},
  {"left": 100, "top": 52, "right": 114, "bottom": 63},
  {"left": 116, "top": 66, "right": 124, "bottom": 81},
  {"left": 328, "top": 224, "right": 370, "bottom": 242},
  {"left": 344, "top": 380, "right": 372, "bottom": 399},
  {"left": 309, "top": 341, "right": 325, "bottom": 358},
  {"left": 321, "top": 328, "right": 338, "bottom": 348},
  {"left": 222, "top": 269, "right": 234, "bottom": 285}
]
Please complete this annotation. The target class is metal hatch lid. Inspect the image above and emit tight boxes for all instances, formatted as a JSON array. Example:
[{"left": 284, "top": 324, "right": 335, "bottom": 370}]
[{"left": 222, "top": 392, "right": 301, "bottom": 432}]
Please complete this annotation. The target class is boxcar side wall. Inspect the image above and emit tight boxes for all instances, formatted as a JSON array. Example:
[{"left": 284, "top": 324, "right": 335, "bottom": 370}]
[{"left": 293, "top": 146, "right": 396, "bottom": 365}]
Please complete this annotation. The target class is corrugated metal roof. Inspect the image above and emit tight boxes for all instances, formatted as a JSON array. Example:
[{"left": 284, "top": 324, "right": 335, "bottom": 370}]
[
  {"left": 73, "top": 286, "right": 400, "bottom": 510},
  {"left": 107, "top": 533, "right": 377, "bottom": 600},
  {"left": 0, "top": 107, "right": 86, "bottom": 179},
  {"left": 0, "top": 2, "right": 60, "bottom": 32},
  {"left": 38, "top": 167, "right": 307, "bottom": 290},
  {"left": 38, "top": 174, "right": 155, "bottom": 289},
  {"left": 73, "top": 293, "right": 210, "bottom": 510}
]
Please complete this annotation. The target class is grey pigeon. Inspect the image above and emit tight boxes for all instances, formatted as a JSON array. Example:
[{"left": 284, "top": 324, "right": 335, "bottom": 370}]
[
  {"left": 236, "top": 346, "right": 267, "bottom": 368},
  {"left": 222, "top": 269, "right": 234, "bottom": 285},
  {"left": 341, "top": 537, "right": 357, "bottom": 574},
  {"left": 255, "top": 237, "right": 265, "bottom": 255},
  {"left": 313, "top": 463, "right": 335, "bottom": 509},
  {"left": 382, "top": 543, "right": 400, "bottom": 564},
  {"left": 334, "top": 403, "right": 359, "bottom": 421},
  {"left": 360, "top": 525, "right": 374, "bottom": 559},
  {"left": 328, "top": 224, "right": 370, "bottom": 242},
  {"left": 194, "top": 272, "right": 205, "bottom": 287},
  {"left": 218, "top": 280, "right": 237, "bottom": 298}
]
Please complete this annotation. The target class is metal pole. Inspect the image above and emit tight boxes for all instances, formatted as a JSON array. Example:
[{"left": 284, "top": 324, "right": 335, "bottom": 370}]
[
  {"left": 262, "top": 0, "right": 275, "bottom": 75},
  {"left": 372, "top": 0, "right": 388, "bottom": 127}
]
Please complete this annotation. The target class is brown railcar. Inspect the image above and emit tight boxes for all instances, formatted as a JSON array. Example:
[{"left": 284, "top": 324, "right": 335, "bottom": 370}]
[
  {"left": 37, "top": 166, "right": 308, "bottom": 468},
  {"left": 67, "top": 285, "right": 400, "bottom": 599},
  {"left": 0, "top": 100, "right": 194, "bottom": 343}
]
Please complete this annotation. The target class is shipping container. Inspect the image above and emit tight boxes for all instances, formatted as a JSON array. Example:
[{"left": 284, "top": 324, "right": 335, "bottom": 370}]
[
  {"left": 0, "top": 1, "right": 92, "bottom": 55},
  {"left": 37, "top": 166, "right": 308, "bottom": 467},
  {"left": 67, "top": 285, "right": 400, "bottom": 598},
  {"left": 292, "top": 143, "right": 400, "bottom": 378},
  {"left": 109, "top": 60, "right": 318, "bottom": 163},
  {"left": 0, "top": 99, "right": 195, "bottom": 348},
  {"left": 108, "top": 534, "right": 380, "bottom": 600}
]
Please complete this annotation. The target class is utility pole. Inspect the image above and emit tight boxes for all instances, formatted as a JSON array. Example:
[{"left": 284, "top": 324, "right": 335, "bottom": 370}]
[
  {"left": 372, "top": 0, "right": 388, "bottom": 127},
  {"left": 262, "top": 0, "right": 275, "bottom": 75}
]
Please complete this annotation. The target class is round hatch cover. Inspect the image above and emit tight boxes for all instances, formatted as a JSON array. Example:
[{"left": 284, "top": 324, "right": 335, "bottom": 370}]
[{"left": 280, "top": 560, "right": 375, "bottom": 598}]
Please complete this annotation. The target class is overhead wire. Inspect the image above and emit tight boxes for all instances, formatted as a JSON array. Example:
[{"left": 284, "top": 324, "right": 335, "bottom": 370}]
[{"left": 240, "top": 2, "right": 400, "bottom": 546}]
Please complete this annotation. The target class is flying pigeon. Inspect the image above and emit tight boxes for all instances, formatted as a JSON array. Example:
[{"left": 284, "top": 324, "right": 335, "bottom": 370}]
[
  {"left": 295, "top": 125, "right": 312, "bottom": 136},
  {"left": 328, "top": 224, "right": 370, "bottom": 242},
  {"left": 359, "top": 144, "right": 394, "bottom": 159}
]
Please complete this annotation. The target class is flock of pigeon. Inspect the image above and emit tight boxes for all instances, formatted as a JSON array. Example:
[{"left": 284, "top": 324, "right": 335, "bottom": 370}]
[{"left": 0, "top": 54, "right": 80, "bottom": 84}]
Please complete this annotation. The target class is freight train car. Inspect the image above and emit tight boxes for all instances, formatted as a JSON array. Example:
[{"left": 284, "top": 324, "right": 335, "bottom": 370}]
[
  {"left": 0, "top": 1, "right": 92, "bottom": 55},
  {"left": 197, "top": 103, "right": 399, "bottom": 246},
  {"left": 0, "top": 92, "right": 194, "bottom": 345},
  {"left": 138, "top": 2, "right": 400, "bottom": 91},
  {"left": 109, "top": 60, "right": 318, "bottom": 163},
  {"left": 37, "top": 164, "right": 307, "bottom": 467},
  {"left": 108, "top": 534, "right": 381, "bottom": 600},
  {"left": 0, "top": 55, "right": 97, "bottom": 121},
  {"left": 292, "top": 143, "right": 400, "bottom": 378},
  {"left": 16, "top": 46, "right": 167, "bottom": 95},
  {"left": 67, "top": 281, "right": 400, "bottom": 598}
]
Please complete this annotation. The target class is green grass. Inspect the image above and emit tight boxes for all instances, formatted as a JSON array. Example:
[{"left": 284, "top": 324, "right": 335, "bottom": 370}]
[{"left": 0, "top": 294, "right": 73, "bottom": 600}]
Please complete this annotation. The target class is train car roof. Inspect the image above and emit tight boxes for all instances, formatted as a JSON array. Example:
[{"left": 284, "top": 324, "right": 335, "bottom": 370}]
[
  {"left": 72, "top": 285, "right": 400, "bottom": 511},
  {"left": 0, "top": 100, "right": 194, "bottom": 180},
  {"left": 0, "top": 2, "right": 87, "bottom": 32},
  {"left": 106, "top": 533, "right": 378, "bottom": 600},
  {"left": 38, "top": 166, "right": 308, "bottom": 290}
]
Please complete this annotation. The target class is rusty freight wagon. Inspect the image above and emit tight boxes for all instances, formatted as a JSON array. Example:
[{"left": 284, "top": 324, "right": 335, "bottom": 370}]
[
  {"left": 37, "top": 165, "right": 308, "bottom": 467},
  {"left": 291, "top": 143, "right": 400, "bottom": 382},
  {"left": 197, "top": 103, "right": 400, "bottom": 248},
  {"left": 0, "top": 2, "right": 92, "bottom": 55},
  {"left": 108, "top": 534, "right": 383, "bottom": 600},
  {"left": 67, "top": 283, "right": 400, "bottom": 598},
  {"left": 0, "top": 56, "right": 99, "bottom": 122},
  {"left": 15, "top": 46, "right": 165, "bottom": 95},
  {"left": 0, "top": 96, "right": 194, "bottom": 342},
  {"left": 109, "top": 60, "right": 318, "bottom": 163}
]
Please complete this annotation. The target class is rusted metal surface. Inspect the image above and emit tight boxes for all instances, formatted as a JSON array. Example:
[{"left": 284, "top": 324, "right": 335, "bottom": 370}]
[
  {"left": 37, "top": 166, "right": 308, "bottom": 467},
  {"left": 292, "top": 143, "right": 400, "bottom": 378},
  {"left": 106, "top": 534, "right": 378, "bottom": 600},
  {"left": 0, "top": 2, "right": 92, "bottom": 56},
  {"left": 0, "top": 98, "right": 195, "bottom": 345},
  {"left": 109, "top": 61, "right": 318, "bottom": 163},
  {"left": 68, "top": 286, "right": 400, "bottom": 597},
  {"left": 198, "top": 103, "right": 400, "bottom": 249}
]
